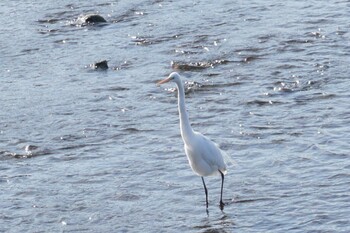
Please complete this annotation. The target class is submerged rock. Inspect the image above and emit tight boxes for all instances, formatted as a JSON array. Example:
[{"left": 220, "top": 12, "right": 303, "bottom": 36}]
[
  {"left": 163, "top": 81, "right": 203, "bottom": 95},
  {"left": 24, "top": 145, "right": 38, "bottom": 157},
  {"left": 2, "top": 144, "right": 49, "bottom": 159},
  {"left": 171, "top": 59, "right": 229, "bottom": 71}
]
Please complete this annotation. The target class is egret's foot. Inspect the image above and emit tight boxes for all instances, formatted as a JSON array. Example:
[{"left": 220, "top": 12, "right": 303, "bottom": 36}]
[{"left": 219, "top": 201, "right": 225, "bottom": 211}]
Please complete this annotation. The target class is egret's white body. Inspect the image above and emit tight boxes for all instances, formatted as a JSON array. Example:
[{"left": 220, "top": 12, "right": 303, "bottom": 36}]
[
  {"left": 158, "top": 72, "right": 227, "bottom": 210},
  {"left": 184, "top": 132, "right": 227, "bottom": 177}
]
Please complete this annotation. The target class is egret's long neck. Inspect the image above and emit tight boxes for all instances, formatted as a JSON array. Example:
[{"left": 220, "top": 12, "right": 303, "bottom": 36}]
[{"left": 176, "top": 80, "right": 195, "bottom": 144}]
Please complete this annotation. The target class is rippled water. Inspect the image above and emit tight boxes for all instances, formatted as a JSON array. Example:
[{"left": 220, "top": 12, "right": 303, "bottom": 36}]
[{"left": 1, "top": 0, "right": 350, "bottom": 232}]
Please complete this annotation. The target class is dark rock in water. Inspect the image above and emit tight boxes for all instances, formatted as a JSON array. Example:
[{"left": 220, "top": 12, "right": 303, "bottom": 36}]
[
  {"left": 90, "top": 60, "right": 108, "bottom": 70},
  {"left": 84, "top": 14, "right": 107, "bottom": 23},
  {"left": 76, "top": 14, "right": 107, "bottom": 25}
]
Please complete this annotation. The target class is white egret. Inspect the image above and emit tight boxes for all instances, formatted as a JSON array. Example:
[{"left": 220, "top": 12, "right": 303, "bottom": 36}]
[{"left": 157, "top": 72, "right": 227, "bottom": 211}]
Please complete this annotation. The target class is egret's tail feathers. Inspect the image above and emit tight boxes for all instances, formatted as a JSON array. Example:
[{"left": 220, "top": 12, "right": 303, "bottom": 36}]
[{"left": 222, "top": 150, "right": 240, "bottom": 170}]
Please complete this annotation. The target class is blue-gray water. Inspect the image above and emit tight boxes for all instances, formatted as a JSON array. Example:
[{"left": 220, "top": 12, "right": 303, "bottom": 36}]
[{"left": 1, "top": 0, "right": 350, "bottom": 232}]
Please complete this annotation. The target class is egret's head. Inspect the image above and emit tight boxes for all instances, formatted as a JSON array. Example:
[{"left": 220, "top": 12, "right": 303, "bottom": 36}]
[{"left": 157, "top": 72, "right": 181, "bottom": 85}]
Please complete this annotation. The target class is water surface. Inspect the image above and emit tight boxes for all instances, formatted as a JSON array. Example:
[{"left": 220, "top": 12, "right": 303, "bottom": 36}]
[{"left": 1, "top": 0, "right": 350, "bottom": 232}]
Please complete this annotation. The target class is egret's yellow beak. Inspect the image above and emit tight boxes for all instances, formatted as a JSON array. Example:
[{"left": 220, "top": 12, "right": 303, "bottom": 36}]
[{"left": 157, "top": 77, "right": 172, "bottom": 86}]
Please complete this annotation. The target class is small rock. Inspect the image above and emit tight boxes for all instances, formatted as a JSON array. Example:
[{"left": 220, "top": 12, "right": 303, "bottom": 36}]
[
  {"left": 90, "top": 60, "right": 108, "bottom": 70},
  {"left": 76, "top": 14, "right": 107, "bottom": 25}
]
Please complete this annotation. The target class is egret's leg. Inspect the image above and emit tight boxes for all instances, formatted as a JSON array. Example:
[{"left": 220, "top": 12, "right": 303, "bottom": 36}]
[
  {"left": 219, "top": 170, "right": 225, "bottom": 210},
  {"left": 201, "top": 177, "right": 209, "bottom": 209}
]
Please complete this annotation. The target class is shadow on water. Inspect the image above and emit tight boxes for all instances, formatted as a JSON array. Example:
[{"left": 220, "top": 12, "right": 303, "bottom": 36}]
[
  {"left": 191, "top": 196, "right": 276, "bottom": 232},
  {"left": 193, "top": 212, "right": 235, "bottom": 233},
  {"left": 193, "top": 197, "right": 276, "bottom": 233}
]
